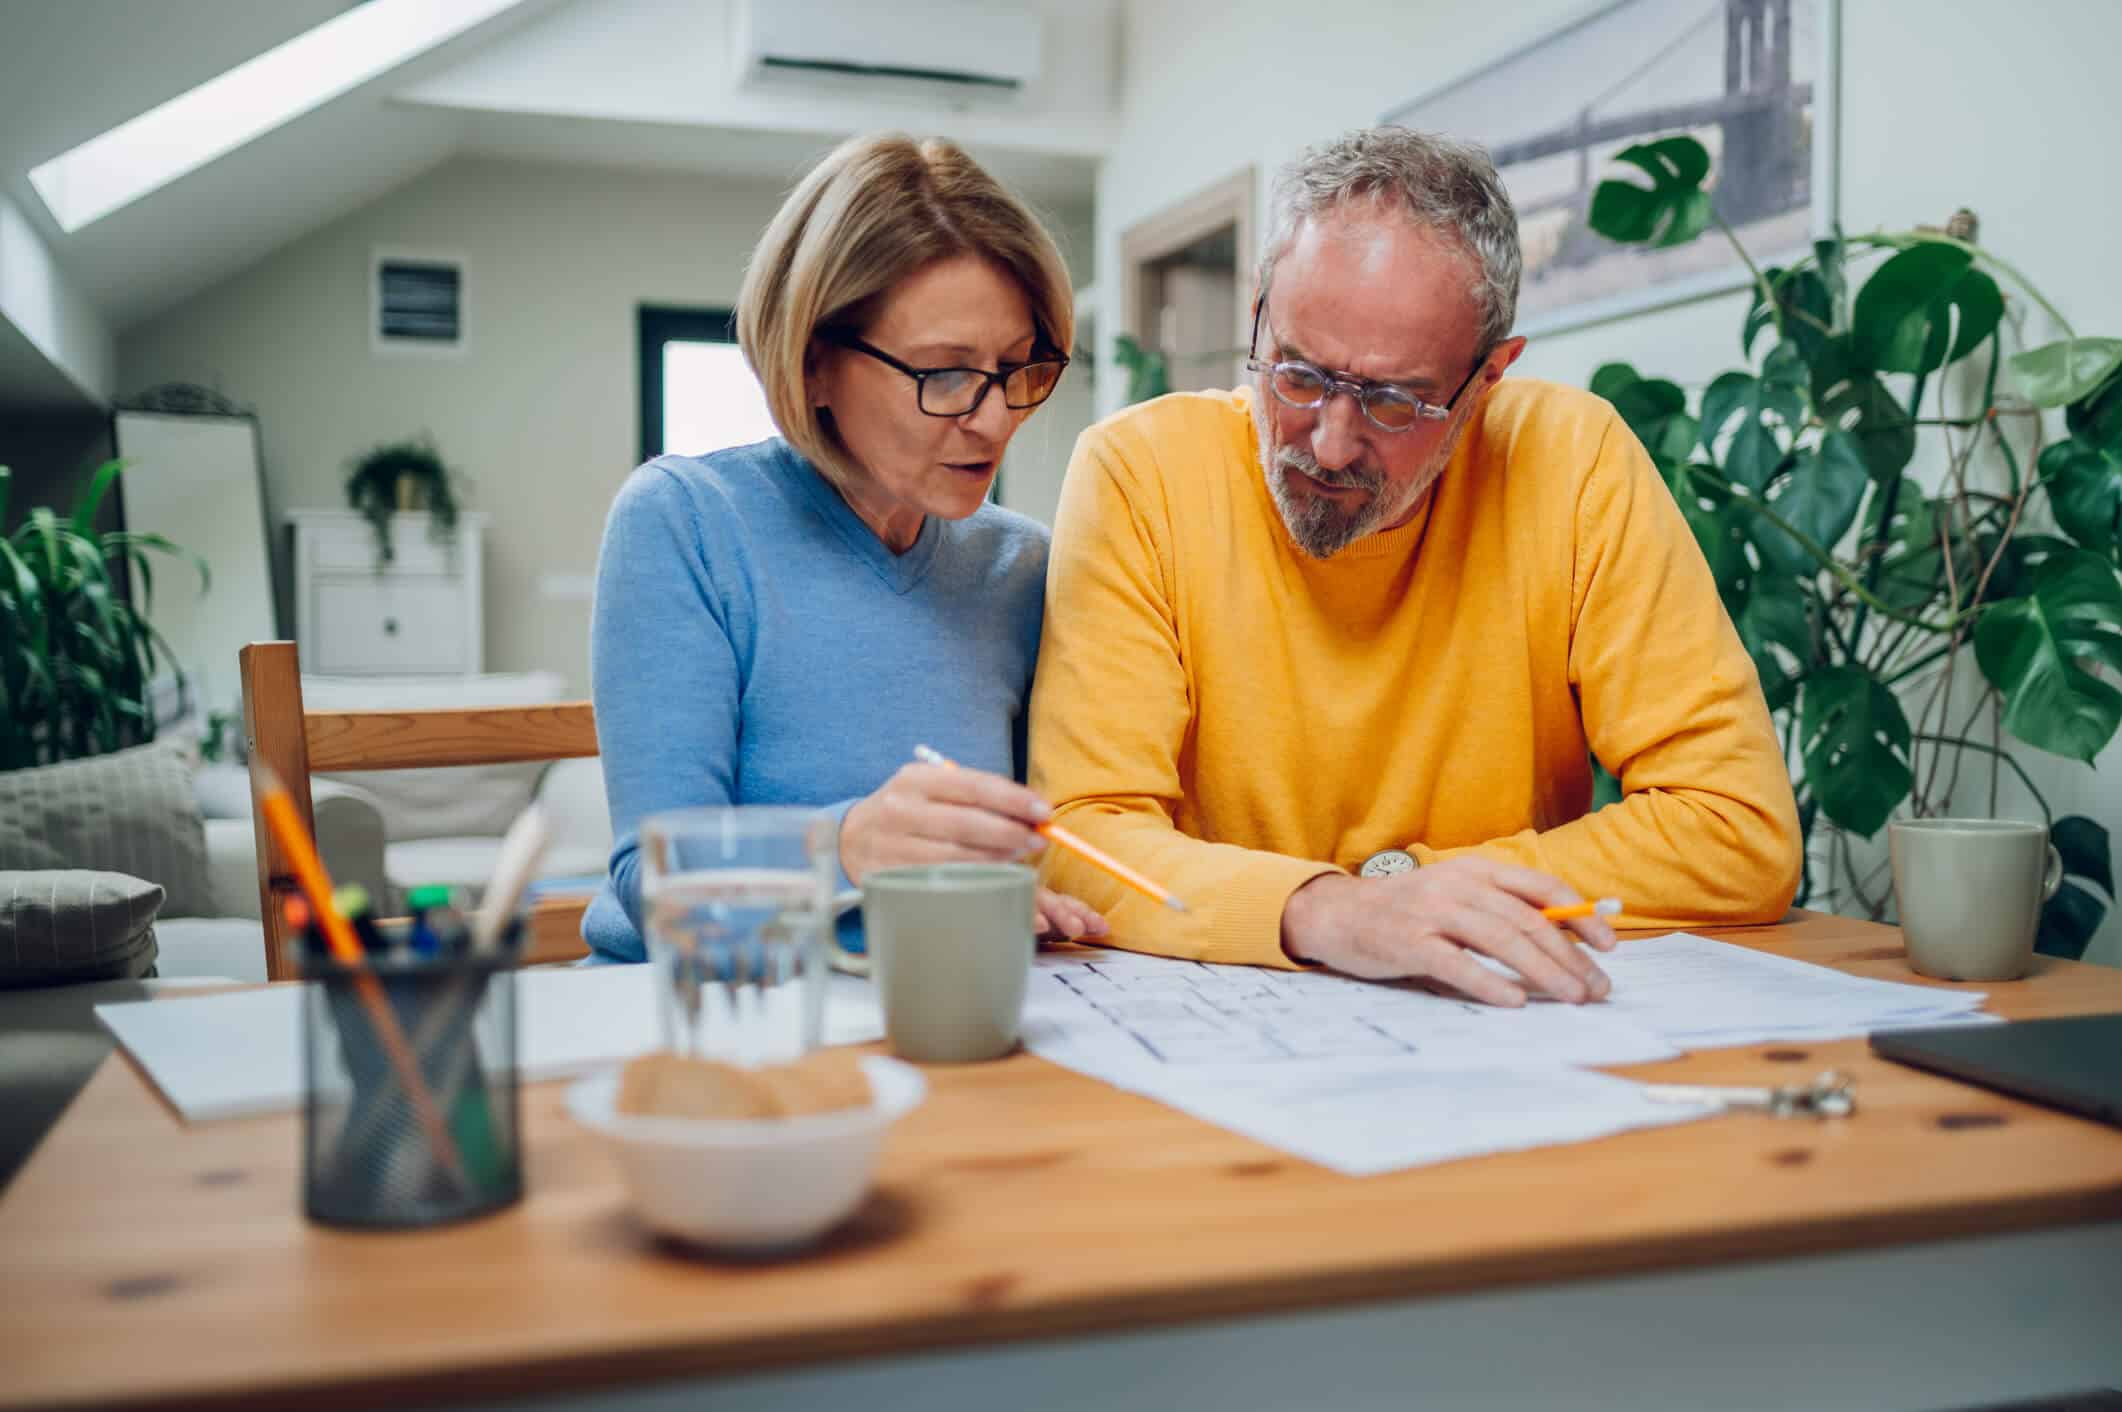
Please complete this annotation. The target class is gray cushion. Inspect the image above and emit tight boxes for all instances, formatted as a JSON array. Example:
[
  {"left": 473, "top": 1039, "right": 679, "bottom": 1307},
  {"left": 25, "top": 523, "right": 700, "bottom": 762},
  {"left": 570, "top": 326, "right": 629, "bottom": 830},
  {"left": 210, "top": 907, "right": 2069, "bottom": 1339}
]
[
  {"left": 0, "top": 740, "right": 214, "bottom": 918},
  {"left": 0, "top": 871, "right": 162, "bottom": 988}
]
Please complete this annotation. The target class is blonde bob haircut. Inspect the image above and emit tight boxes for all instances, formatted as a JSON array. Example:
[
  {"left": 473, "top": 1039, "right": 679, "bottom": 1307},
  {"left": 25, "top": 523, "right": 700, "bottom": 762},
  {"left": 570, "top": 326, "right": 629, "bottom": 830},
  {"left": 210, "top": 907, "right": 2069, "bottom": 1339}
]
[{"left": 736, "top": 133, "right": 1075, "bottom": 487}]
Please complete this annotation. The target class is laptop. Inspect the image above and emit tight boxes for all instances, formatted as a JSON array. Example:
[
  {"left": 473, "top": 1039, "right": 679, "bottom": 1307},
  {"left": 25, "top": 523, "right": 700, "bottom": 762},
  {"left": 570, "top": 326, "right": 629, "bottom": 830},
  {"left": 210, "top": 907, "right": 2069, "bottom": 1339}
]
[{"left": 1870, "top": 1013, "right": 2122, "bottom": 1128}]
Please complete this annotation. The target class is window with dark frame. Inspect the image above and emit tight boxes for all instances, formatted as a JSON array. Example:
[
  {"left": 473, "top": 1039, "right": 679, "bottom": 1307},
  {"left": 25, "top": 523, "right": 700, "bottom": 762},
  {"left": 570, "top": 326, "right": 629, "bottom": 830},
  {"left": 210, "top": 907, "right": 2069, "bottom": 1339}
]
[{"left": 637, "top": 306, "right": 778, "bottom": 464}]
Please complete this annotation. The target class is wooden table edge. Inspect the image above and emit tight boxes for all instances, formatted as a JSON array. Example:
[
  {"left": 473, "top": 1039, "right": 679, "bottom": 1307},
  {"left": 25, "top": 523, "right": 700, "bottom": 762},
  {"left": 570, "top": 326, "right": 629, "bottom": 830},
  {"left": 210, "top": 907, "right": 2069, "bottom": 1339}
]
[{"left": 30, "top": 1172, "right": 2122, "bottom": 1412}]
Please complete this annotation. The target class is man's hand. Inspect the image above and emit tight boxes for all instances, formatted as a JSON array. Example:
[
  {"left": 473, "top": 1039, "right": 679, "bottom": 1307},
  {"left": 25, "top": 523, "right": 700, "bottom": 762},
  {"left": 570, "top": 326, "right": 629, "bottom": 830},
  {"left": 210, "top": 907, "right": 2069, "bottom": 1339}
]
[
  {"left": 1036, "top": 887, "right": 1109, "bottom": 943},
  {"left": 1280, "top": 857, "right": 1618, "bottom": 1006}
]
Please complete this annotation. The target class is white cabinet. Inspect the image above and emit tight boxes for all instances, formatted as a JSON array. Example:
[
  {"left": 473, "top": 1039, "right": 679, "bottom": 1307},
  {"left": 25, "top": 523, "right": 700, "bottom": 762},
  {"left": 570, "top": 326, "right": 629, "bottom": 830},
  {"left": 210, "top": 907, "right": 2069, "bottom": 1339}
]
[{"left": 290, "top": 511, "right": 487, "bottom": 675}]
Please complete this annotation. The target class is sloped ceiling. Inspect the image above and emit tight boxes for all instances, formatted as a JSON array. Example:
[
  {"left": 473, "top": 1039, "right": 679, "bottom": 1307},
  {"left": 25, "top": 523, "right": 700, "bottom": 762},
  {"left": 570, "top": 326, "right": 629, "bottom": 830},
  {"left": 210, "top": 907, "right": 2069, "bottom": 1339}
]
[{"left": 0, "top": 0, "right": 1110, "bottom": 342}]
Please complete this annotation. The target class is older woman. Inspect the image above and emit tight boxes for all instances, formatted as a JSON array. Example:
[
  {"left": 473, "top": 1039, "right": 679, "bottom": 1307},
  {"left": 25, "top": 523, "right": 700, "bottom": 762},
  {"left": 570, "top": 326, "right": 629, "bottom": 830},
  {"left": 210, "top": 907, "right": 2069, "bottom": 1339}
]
[{"left": 583, "top": 134, "right": 1106, "bottom": 963}]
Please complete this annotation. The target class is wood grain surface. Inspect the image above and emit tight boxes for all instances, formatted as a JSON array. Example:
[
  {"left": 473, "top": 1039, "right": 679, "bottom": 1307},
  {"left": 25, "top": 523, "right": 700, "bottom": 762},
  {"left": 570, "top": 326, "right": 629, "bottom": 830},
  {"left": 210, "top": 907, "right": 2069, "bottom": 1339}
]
[
  {"left": 303, "top": 702, "right": 597, "bottom": 772},
  {"left": 6, "top": 912, "right": 2121, "bottom": 1412}
]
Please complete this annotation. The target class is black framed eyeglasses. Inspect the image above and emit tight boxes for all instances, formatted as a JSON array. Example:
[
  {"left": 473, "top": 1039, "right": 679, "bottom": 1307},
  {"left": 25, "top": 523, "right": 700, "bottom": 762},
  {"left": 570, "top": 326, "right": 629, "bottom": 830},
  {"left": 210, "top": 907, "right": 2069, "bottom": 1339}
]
[
  {"left": 822, "top": 329, "right": 1069, "bottom": 418},
  {"left": 1244, "top": 299, "right": 1483, "bottom": 433}
]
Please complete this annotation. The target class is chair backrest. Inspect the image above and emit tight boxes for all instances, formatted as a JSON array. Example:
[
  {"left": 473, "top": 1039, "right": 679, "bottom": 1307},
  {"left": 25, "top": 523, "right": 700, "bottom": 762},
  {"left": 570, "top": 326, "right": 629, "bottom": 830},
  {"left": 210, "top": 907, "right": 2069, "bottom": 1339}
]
[{"left": 239, "top": 641, "right": 598, "bottom": 981}]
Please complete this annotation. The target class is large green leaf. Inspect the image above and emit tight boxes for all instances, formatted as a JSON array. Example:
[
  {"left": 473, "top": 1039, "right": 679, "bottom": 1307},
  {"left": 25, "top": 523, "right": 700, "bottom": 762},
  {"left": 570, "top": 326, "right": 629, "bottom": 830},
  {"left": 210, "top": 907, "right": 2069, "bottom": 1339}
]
[
  {"left": 1700, "top": 343, "right": 1808, "bottom": 492},
  {"left": 2065, "top": 370, "right": 2122, "bottom": 449},
  {"left": 1812, "top": 336, "right": 1916, "bottom": 483},
  {"left": 1732, "top": 572, "right": 1812, "bottom": 704},
  {"left": 2038, "top": 435, "right": 2122, "bottom": 560},
  {"left": 1587, "top": 137, "right": 1713, "bottom": 248},
  {"left": 1744, "top": 266, "right": 1836, "bottom": 364},
  {"left": 1799, "top": 664, "right": 1914, "bottom": 836},
  {"left": 1866, "top": 493, "right": 1976, "bottom": 613},
  {"left": 1973, "top": 532, "right": 2074, "bottom": 606},
  {"left": 2052, "top": 814, "right": 2114, "bottom": 898},
  {"left": 2008, "top": 337, "right": 2122, "bottom": 409},
  {"left": 2041, "top": 815, "right": 2113, "bottom": 957},
  {"left": 2038, "top": 880, "right": 2105, "bottom": 959},
  {"left": 1974, "top": 548, "right": 2122, "bottom": 761},
  {"left": 1752, "top": 429, "right": 1872, "bottom": 576},
  {"left": 1592, "top": 363, "right": 1699, "bottom": 466},
  {"left": 1665, "top": 465, "right": 1751, "bottom": 598},
  {"left": 68, "top": 459, "right": 127, "bottom": 538},
  {"left": 1851, "top": 244, "right": 2003, "bottom": 376}
]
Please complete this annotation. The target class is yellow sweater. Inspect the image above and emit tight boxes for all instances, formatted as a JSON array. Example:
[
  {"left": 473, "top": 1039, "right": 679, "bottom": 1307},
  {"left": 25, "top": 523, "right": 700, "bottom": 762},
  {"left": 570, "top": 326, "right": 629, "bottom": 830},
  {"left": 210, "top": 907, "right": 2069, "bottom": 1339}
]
[{"left": 1028, "top": 381, "right": 1802, "bottom": 969}]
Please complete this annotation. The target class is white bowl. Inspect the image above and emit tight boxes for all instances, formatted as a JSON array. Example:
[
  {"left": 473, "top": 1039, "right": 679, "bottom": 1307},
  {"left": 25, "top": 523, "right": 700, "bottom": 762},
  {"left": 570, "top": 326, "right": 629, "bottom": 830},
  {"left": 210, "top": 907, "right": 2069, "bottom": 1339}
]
[{"left": 566, "top": 1055, "right": 926, "bottom": 1253}]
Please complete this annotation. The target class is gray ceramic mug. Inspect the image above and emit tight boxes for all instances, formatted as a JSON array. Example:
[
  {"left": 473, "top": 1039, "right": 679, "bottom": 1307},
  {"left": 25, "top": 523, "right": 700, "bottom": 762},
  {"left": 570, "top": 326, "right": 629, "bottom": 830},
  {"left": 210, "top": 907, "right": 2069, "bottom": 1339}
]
[
  {"left": 1888, "top": 818, "right": 2063, "bottom": 981},
  {"left": 861, "top": 862, "right": 1036, "bottom": 1063}
]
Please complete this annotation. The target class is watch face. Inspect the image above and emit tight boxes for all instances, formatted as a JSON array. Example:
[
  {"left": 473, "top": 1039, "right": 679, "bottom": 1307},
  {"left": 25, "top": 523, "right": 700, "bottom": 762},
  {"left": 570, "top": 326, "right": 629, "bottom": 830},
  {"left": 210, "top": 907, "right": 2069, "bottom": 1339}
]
[{"left": 1359, "top": 849, "right": 1416, "bottom": 879}]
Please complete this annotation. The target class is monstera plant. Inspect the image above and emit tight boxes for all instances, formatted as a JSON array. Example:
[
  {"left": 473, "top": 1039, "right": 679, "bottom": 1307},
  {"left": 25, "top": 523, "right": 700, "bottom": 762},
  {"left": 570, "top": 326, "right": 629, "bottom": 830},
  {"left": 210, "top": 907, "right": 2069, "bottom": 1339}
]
[{"left": 1583, "top": 135, "right": 2122, "bottom": 958}]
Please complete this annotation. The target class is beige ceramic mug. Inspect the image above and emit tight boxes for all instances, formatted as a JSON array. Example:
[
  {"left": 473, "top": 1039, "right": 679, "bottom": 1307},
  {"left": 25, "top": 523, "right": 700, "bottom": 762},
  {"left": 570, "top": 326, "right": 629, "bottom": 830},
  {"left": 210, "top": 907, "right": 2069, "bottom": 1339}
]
[
  {"left": 860, "top": 862, "right": 1036, "bottom": 1063},
  {"left": 1888, "top": 818, "right": 2063, "bottom": 981}
]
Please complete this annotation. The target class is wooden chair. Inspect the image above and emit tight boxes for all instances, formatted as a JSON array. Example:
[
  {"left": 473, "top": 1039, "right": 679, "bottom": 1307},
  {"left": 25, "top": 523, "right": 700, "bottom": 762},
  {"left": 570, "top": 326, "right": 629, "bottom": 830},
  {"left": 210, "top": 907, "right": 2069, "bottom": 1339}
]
[{"left": 239, "top": 640, "right": 600, "bottom": 981}]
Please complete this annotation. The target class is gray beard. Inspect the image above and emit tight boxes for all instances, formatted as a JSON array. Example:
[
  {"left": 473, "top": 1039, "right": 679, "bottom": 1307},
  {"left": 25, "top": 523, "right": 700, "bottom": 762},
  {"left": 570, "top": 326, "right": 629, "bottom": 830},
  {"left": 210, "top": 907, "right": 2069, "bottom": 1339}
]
[{"left": 1255, "top": 416, "right": 1451, "bottom": 559}]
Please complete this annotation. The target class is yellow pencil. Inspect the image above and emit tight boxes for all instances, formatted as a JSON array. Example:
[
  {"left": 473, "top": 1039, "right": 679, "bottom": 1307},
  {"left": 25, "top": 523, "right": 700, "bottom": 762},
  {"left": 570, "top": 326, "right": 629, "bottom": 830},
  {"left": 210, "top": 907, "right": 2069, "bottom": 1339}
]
[
  {"left": 258, "top": 768, "right": 470, "bottom": 1190},
  {"left": 912, "top": 745, "right": 1191, "bottom": 913},
  {"left": 1542, "top": 897, "right": 1622, "bottom": 922}
]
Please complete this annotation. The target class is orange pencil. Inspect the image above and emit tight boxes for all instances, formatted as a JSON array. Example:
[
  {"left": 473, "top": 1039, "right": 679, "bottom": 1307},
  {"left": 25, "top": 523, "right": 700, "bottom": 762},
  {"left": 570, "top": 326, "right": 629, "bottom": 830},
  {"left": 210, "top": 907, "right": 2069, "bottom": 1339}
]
[
  {"left": 912, "top": 746, "right": 1191, "bottom": 913},
  {"left": 1542, "top": 897, "right": 1622, "bottom": 922},
  {"left": 258, "top": 768, "right": 469, "bottom": 1190}
]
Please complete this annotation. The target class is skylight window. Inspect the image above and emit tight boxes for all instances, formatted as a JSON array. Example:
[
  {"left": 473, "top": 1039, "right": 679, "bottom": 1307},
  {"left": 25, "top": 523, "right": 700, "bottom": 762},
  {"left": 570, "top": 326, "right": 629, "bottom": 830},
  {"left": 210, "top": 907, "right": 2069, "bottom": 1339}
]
[{"left": 28, "top": 0, "right": 530, "bottom": 234}]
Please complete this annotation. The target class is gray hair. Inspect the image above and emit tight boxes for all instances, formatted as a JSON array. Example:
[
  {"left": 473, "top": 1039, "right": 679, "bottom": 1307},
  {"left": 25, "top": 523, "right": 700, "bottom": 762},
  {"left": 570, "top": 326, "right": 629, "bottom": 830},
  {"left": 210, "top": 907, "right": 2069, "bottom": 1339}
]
[{"left": 1258, "top": 127, "right": 1522, "bottom": 353}]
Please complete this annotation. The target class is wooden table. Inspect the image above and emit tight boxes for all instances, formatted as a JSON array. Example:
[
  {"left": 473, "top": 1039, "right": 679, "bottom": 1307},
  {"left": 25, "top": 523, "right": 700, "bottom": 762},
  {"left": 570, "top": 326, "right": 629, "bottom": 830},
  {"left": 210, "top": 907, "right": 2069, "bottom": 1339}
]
[{"left": 6, "top": 913, "right": 2122, "bottom": 1412}]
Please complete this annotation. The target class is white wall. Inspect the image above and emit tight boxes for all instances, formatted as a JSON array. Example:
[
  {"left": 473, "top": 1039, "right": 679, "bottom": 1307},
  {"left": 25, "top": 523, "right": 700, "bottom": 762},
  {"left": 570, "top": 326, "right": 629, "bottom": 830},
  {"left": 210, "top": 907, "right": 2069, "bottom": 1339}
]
[
  {"left": 398, "top": 0, "right": 1116, "bottom": 159},
  {"left": 0, "top": 192, "right": 113, "bottom": 405},
  {"left": 118, "top": 154, "right": 1094, "bottom": 693},
  {"left": 1096, "top": 0, "right": 2122, "bottom": 964}
]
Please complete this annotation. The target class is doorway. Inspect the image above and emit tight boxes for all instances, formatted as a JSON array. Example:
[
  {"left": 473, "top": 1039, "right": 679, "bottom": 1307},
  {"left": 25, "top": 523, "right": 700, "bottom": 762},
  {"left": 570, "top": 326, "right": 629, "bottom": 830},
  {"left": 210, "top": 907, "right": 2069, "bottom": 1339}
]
[{"left": 1120, "top": 168, "right": 1255, "bottom": 396}]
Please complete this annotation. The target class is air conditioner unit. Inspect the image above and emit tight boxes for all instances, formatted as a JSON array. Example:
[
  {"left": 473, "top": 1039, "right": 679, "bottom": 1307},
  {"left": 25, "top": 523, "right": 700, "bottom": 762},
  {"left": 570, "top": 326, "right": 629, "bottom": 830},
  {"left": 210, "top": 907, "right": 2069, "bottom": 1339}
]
[{"left": 734, "top": 0, "right": 1041, "bottom": 100}]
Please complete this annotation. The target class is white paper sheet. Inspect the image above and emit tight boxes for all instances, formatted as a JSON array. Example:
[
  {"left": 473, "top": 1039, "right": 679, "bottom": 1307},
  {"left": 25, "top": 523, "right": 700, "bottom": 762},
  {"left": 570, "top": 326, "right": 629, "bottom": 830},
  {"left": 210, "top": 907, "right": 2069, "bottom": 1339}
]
[
  {"left": 1022, "top": 948, "right": 1679, "bottom": 1092},
  {"left": 96, "top": 965, "right": 885, "bottom": 1122},
  {"left": 1152, "top": 1063, "right": 1719, "bottom": 1177},
  {"left": 1581, "top": 933, "right": 1988, "bottom": 1047},
  {"left": 1018, "top": 937, "right": 1995, "bottom": 1177}
]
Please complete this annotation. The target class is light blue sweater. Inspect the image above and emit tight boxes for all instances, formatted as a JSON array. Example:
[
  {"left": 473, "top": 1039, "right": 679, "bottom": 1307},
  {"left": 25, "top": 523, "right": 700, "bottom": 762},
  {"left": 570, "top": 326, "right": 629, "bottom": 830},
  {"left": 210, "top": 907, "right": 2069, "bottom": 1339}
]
[{"left": 583, "top": 439, "right": 1049, "bottom": 963}]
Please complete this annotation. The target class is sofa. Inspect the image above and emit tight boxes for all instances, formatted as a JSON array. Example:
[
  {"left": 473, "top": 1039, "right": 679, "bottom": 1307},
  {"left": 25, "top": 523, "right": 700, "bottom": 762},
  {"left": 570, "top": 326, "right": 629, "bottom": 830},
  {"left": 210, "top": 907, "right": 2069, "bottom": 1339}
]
[{"left": 188, "top": 765, "right": 390, "bottom": 981}]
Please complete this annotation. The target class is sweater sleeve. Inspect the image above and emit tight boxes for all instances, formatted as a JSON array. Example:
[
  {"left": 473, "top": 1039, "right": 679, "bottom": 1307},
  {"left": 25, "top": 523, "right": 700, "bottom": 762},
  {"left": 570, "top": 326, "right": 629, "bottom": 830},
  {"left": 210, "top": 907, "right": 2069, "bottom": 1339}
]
[
  {"left": 589, "top": 466, "right": 746, "bottom": 956},
  {"left": 1029, "top": 432, "right": 1338, "bottom": 969},
  {"left": 1413, "top": 415, "right": 1804, "bottom": 924}
]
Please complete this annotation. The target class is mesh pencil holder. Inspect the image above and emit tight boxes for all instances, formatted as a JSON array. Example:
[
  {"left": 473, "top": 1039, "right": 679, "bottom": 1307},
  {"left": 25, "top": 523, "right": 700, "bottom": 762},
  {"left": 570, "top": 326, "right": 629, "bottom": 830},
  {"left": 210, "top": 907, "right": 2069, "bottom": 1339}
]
[{"left": 301, "top": 929, "right": 523, "bottom": 1229}]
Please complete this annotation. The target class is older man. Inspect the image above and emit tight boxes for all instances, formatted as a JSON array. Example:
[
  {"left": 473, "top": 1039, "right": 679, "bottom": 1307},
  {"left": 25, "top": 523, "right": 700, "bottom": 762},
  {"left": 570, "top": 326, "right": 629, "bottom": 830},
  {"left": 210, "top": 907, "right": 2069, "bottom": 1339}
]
[{"left": 1029, "top": 128, "right": 1801, "bottom": 1007}]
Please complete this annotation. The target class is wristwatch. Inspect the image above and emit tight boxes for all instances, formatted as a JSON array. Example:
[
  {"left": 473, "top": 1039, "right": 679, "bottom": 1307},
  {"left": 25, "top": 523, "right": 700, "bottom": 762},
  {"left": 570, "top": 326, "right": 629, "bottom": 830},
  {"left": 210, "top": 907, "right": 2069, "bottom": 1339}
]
[{"left": 1359, "top": 849, "right": 1417, "bottom": 879}]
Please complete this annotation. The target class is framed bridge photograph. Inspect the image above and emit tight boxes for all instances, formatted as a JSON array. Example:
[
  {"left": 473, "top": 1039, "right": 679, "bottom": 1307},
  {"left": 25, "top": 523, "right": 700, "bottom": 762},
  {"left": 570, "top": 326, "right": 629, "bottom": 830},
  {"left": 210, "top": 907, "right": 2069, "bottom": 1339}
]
[{"left": 1383, "top": 0, "right": 1839, "bottom": 336}]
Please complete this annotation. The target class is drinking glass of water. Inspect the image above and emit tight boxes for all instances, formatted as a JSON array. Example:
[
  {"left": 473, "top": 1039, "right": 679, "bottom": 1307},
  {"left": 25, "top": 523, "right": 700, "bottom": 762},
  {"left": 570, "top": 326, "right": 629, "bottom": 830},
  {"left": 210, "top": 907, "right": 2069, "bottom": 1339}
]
[{"left": 638, "top": 807, "right": 838, "bottom": 1067}]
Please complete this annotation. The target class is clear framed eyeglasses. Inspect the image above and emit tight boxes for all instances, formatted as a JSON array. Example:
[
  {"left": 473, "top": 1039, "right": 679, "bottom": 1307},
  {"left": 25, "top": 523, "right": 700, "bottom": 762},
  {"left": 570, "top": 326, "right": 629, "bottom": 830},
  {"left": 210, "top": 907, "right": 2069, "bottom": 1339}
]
[{"left": 1245, "top": 299, "right": 1483, "bottom": 433}]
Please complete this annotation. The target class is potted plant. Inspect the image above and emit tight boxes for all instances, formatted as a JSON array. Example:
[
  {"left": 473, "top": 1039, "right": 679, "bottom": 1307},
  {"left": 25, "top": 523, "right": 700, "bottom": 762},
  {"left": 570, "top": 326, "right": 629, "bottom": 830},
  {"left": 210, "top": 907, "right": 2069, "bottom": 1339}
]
[
  {"left": 0, "top": 461, "right": 209, "bottom": 769},
  {"left": 1581, "top": 134, "right": 2122, "bottom": 959},
  {"left": 344, "top": 437, "right": 460, "bottom": 567}
]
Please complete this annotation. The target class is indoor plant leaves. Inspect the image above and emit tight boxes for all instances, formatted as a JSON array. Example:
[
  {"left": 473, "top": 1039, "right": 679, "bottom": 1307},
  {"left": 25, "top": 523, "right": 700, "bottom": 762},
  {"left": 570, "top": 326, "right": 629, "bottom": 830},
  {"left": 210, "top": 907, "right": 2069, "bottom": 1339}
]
[
  {"left": 1850, "top": 243, "right": 2004, "bottom": 377},
  {"left": 1585, "top": 137, "right": 1713, "bottom": 248},
  {"left": 1799, "top": 664, "right": 1914, "bottom": 837},
  {"left": 1974, "top": 547, "right": 2122, "bottom": 763}
]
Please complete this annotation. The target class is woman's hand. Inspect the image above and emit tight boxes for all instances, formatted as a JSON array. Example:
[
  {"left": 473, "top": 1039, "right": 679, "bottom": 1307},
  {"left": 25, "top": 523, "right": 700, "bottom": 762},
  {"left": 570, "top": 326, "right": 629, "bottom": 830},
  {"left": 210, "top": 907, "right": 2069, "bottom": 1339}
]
[
  {"left": 1036, "top": 887, "right": 1109, "bottom": 943},
  {"left": 840, "top": 761, "right": 1053, "bottom": 882},
  {"left": 839, "top": 763, "right": 1111, "bottom": 943}
]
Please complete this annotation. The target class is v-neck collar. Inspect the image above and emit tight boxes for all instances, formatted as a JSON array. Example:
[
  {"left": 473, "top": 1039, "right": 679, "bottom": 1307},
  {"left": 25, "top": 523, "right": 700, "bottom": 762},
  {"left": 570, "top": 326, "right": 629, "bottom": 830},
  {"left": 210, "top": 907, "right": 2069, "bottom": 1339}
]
[{"left": 781, "top": 443, "right": 944, "bottom": 596}]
